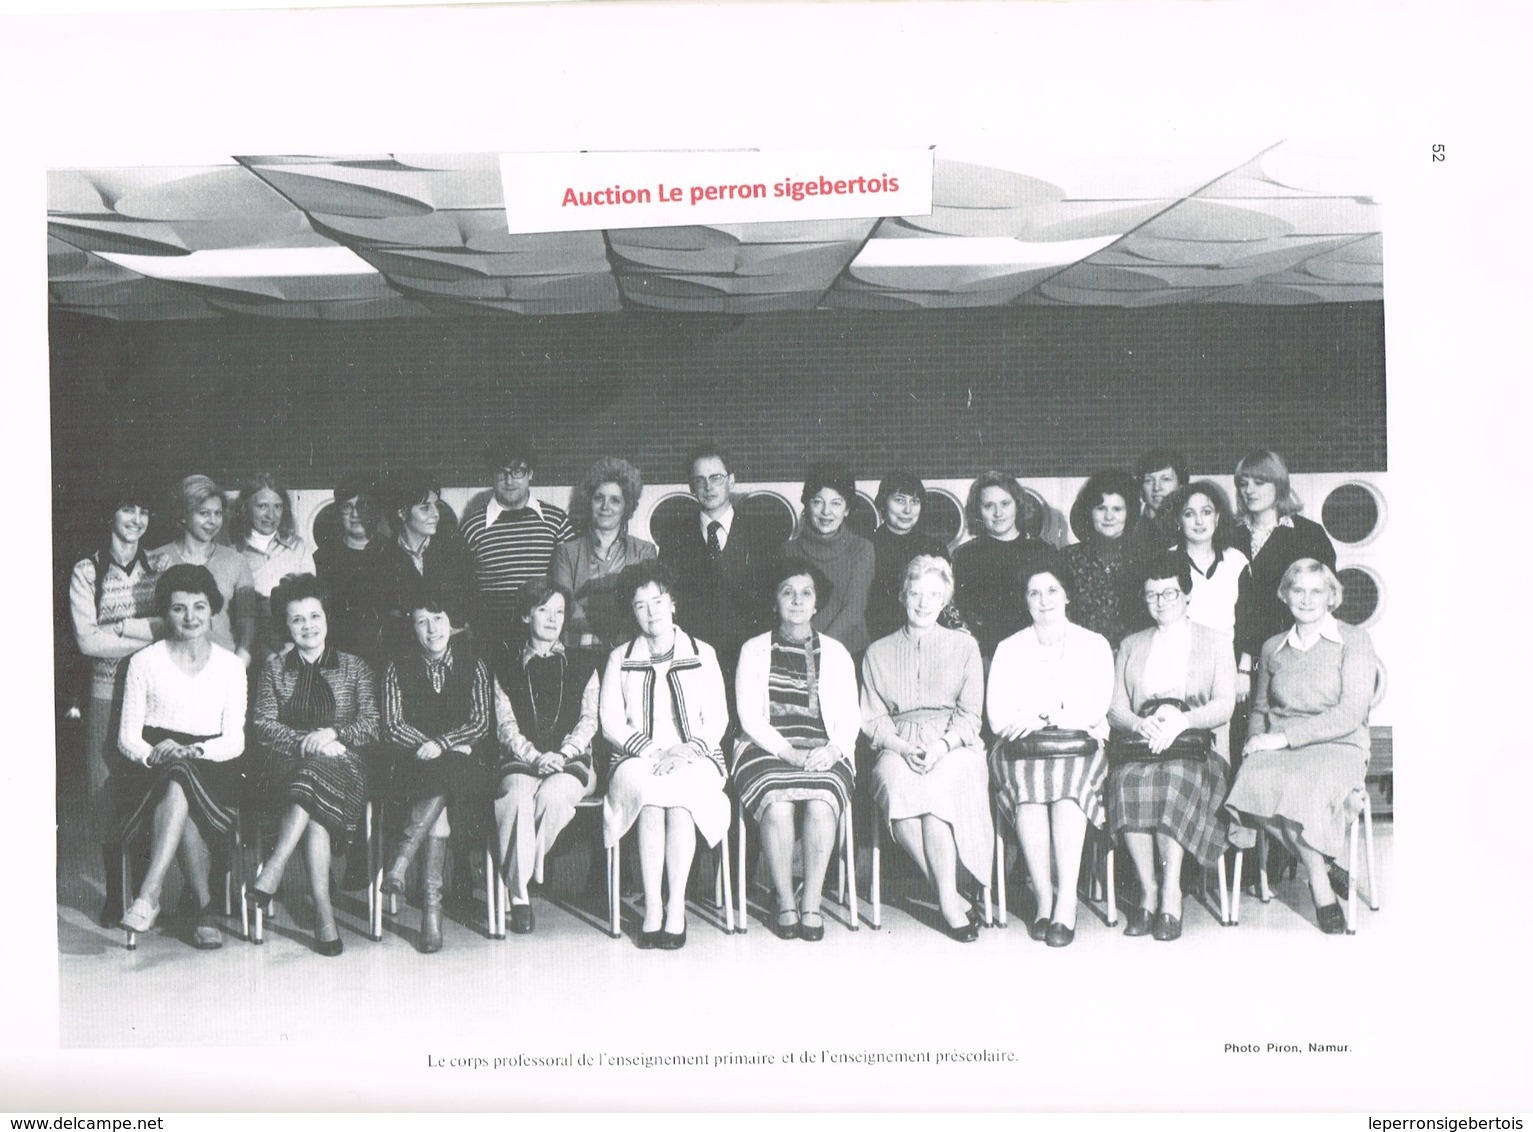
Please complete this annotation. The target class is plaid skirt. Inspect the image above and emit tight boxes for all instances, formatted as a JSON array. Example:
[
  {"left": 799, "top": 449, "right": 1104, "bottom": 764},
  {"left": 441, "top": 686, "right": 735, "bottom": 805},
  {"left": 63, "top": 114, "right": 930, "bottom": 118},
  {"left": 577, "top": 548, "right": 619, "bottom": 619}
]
[
  {"left": 115, "top": 727, "right": 244, "bottom": 845},
  {"left": 732, "top": 741, "right": 854, "bottom": 823},
  {"left": 1107, "top": 754, "right": 1229, "bottom": 868},
  {"left": 991, "top": 742, "right": 1108, "bottom": 829}
]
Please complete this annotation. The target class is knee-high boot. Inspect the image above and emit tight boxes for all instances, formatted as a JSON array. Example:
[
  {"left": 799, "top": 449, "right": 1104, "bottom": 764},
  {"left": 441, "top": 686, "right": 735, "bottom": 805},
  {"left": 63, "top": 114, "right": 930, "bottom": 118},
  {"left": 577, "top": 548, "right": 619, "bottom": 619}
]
[
  {"left": 382, "top": 797, "right": 445, "bottom": 898},
  {"left": 420, "top": 835, "right": 446, "bottom": 954}
]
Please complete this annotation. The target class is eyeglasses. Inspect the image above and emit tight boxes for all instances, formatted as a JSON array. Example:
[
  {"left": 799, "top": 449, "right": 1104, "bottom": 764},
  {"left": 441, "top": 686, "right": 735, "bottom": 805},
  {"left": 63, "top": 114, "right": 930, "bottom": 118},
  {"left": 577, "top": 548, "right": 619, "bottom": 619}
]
[
  {"left": 1144, "top": 588, "right": 1184, "bottom": 604},
  {"left": 496, "top": 464, "right": 532, "bottom": 480},
  {"left": 691, "top": 473, "right": 729, "bottom": 490}
]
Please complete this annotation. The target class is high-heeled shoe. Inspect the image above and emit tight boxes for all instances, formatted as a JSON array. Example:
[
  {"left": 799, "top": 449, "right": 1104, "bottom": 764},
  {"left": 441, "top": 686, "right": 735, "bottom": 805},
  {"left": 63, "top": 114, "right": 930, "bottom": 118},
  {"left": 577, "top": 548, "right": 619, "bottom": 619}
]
[
  {"left": 315, "top": 934, "right": 344, "bottom": 957},
  {"left": 798, "top": 912, "right": 825, "bottom": 942},
  {"left": 658, "top": 924, "right": 687, "bottom": 950},
  {"left": 1151, "top": 913, "right": 1182, "bottom": 941},
  {"left": 1123, "top": 907, "right": 1153, "bottom": 937},
  {"left": 636, "top": 928, "right": 661, "bottom": 950},
  {"left": 1028, "top": 917, "right": 1050, "bottom": 942},
  {"left": 1316, "top": 902, "right": 1347, "bottom": 935},
  {"left": 1045, "top": 921, "right": 1075, "bottom": 948},
  {"left": 942, "top": 916, "right": 980, "bottom": 943},
  {"left": 246, "top": 887, "right": 276, "bottom": 917}
]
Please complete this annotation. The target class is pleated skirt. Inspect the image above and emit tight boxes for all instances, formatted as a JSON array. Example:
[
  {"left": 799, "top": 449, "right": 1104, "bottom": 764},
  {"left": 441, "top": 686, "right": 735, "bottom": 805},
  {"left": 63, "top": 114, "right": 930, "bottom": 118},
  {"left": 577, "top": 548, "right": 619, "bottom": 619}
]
[
  {"left": 872, "top": 745, "right": 995, "bottom": 886},
  {"left": 991, "top": 742, "right": 1108, "bottom": 829}
]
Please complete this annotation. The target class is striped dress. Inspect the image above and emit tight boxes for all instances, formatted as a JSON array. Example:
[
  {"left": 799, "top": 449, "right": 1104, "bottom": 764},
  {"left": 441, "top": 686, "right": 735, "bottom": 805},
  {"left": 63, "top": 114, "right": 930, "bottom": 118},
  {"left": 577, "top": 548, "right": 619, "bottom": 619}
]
[
  {"left": 732, "top": 631, "right": 855, "bottom": 822},
  {"left": 253, "top": 648, "right": 380, "bottom": 841}
]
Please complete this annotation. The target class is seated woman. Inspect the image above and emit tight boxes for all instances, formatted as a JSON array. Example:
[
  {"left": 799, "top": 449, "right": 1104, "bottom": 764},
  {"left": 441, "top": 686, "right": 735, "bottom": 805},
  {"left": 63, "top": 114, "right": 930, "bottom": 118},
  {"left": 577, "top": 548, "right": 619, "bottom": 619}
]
[
  {"left": 1106, "top": 553, "right": 1236, "bottom": 941},
  {"left": 1165, "top": 480, "right": 1250, "bottom": 644},
  {"left": 116, "top": 564, "right": 248, "bottom": 949},
  {"left": 69, "top": 484, "right": 162, "bottom": 926},
  {"left": 232, "top": 471, "right": 316, "bottom": 667},
  {"left": 781, "top": 460, "right": 875, "bottom": 657},
  {"left": 150, "top": 474, "right": 257, "bottom": 668},
  {"left": 1223, "top": 559, "right": 1378, "bottom": 934},
  {"left": 988, "top": 558, "right": 1114, "bottom": 948},
  {"left": 862, "top": 555, "right": 993, "bottom": 943},
  {"left": 550, "top": 456, "right": 658, "bottom": 659},
  {"left": 246, "top": 574, "right": 380, "bottom": 956},
  {"left": 733, "top": 560, "right": 860, "bottom": 941},
  {"left": 313, "top": 476, "right": 383, "bottom": 661},
  {"left": 867, "top": 469, "right": 951, "bottom": 642},
  {"left": 491, "top": 579, "right": 600, "bottom": 935},
  {"left": 374, "top": 471, "right": 475, "bottom": 655},
  {"left": 379, "top": 586, "right": 493, "bottom": 953},
  {"left": 1061, "top": 469, "right": 1145, "bottom": 650},
  {"left": 952, "top": 471, "right": 1053, "bottom": 661},
  {"left": 601, "top": 560, "right": 730, "bottom": 950}
]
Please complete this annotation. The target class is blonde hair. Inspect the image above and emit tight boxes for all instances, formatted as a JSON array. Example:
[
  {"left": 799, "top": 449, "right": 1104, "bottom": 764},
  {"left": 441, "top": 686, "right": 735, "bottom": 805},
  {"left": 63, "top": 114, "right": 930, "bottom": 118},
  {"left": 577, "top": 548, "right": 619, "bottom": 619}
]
[{"left": 900, "top": 554, "right": 954, "bottom": 606}]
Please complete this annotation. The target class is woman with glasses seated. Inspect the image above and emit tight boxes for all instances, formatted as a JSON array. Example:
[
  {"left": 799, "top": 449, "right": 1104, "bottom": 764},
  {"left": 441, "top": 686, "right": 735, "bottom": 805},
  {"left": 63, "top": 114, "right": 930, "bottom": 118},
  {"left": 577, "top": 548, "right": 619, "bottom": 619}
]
[
  {"left": 116, "top": 565, "right": 248, "bottom": 949},
  {"left": 601, "top": 560, "right": 730, "bottom": 950},
  {"left": 1106, "top": 553, "right": 1235, "bottom": 942},
  {"left": 1223, "top": 559, "right": 1377, "bottom": 935}
]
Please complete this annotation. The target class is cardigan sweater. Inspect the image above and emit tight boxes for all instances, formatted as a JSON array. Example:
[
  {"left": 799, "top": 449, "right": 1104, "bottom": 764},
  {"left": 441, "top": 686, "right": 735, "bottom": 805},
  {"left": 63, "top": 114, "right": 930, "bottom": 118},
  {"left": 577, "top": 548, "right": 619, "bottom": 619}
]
[
  {"left": 1250, "top": 619, "right": 1376, "bottom": 756},
  {"left": 600, "top": 631, "right": 729, "bottom": 773},
  {"left": 493, "top": 643, "right": 600, "bottom": 786},
  {"left": 1107, "top": 620, "right": 1237, "bottom": 760},
  {"left": 734, "top": 629, "right": 861, "bottom": 760},
  {"left": 117, "top": 641, "right": 248, "bottom": 764}
]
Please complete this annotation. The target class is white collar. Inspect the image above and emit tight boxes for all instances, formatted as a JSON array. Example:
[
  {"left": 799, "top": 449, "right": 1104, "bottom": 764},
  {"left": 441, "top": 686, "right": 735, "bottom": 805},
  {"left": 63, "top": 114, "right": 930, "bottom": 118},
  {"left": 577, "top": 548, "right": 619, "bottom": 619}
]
[
  {"left": 486, "top": 495, "right": 543, "bottom": 527},
  {"left": 246, "top": 530, "right": 277, "bottom": 553},
  {"left": 1285, "top": 613, "right": 1344, "bottom": 651},
  {"left": 699, "top": 505, "right": 735, "bottom": 537}
]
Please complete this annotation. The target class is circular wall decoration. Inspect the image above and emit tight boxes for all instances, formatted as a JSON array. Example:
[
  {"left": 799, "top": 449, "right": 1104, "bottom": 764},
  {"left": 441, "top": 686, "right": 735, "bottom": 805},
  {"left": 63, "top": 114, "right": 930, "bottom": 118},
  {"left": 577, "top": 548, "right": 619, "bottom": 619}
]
[
  {"left": 847, "top": 492, "right": 880, "bottom": 540},
  {"left": 1321, "top": 481, "right": 1385, "bottom": 546},
  {"left": 923, "top": 489, "right": 965, "bottom": 548},
  {"left": 1335, "top": 565, "right": 1383, "bottom": 627}
]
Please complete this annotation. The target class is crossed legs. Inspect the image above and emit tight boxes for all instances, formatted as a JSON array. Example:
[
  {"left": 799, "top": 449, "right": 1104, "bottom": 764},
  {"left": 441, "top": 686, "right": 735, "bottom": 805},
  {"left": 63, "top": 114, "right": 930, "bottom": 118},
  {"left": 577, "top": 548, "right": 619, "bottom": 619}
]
[{"left": 891, "top": 813, "right": 969, "bottom": 930}]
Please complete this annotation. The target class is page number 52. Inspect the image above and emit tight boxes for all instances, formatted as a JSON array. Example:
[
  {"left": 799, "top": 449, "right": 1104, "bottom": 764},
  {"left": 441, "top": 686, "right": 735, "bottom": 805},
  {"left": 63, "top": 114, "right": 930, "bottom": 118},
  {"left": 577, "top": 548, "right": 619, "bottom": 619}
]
[{"left": 1432, "top": 144, "right": 1446, "bottom": 163}]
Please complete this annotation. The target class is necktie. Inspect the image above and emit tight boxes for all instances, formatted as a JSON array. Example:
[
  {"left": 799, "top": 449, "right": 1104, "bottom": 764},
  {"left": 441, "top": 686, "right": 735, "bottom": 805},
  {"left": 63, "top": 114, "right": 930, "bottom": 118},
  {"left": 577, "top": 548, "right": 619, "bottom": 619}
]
[{"left": 707, "top": 520, "right": 724, "bottom": 560}]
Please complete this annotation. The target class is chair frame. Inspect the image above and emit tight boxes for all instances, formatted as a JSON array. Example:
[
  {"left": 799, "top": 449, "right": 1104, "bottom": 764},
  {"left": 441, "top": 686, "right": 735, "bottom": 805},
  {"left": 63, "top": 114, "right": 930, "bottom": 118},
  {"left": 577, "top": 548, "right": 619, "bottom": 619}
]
[
  {"left": 733, "top": 794, "right": 859, "bottom": 933},
  {"left": 1228, "top": 791, "right": 1379, "bottom": 933},
  {"left": 870, "top": 815, "right": 992, "bottom": 931},
  {"left": 249, "top": 799, "right": 382, "bottom": 945},
  {"left": 990, "top": 794, "right": 1114, "bottom": 930},
  {"left": 120, "top": 805, "right": 247, "bottom": 951}
]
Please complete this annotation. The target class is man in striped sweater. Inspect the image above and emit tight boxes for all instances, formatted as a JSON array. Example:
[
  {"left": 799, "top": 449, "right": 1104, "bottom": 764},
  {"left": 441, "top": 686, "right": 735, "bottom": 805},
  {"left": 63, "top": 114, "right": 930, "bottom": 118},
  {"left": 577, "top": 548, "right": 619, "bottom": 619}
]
[{"left": 459, "top": 436, "right": 573, "bottom": 647}]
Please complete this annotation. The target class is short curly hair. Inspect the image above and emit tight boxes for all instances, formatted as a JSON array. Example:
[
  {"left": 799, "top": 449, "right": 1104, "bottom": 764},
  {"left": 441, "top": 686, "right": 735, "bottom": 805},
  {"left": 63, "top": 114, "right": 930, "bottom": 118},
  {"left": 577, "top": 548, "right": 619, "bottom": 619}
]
[
  {"left": 155, "top": 564, "right": 225, "bottom": 618},
  {"left": 617, "top": 558, "right": 678, "bottom": 610},
  {"left": 1068, "top": 470, "right": 1139, "bottom": 542},
  {"left": 899, "top": 554, "right": 954, "bottom": 606},
  {"left": 570, "top": 456, "right": 643, "bottom": 534}
]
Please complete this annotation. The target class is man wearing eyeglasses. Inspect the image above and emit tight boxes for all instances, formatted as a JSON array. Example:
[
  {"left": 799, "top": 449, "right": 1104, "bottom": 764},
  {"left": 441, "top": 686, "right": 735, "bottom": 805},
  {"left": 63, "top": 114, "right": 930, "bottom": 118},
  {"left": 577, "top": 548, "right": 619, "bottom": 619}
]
[
  {"left": 460, "top": 436, "right": 573, "bottom": 645},
  {"left": 659, "top": 441, "right": 767, "bottom": 691}
]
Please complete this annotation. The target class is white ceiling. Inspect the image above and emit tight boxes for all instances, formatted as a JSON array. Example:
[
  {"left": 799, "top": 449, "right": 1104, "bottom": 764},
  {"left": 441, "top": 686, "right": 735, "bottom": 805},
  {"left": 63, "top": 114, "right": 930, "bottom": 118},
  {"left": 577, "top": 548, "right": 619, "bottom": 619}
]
[{"left": 47, "top": 142, "right": 1382, "bottom": 321}]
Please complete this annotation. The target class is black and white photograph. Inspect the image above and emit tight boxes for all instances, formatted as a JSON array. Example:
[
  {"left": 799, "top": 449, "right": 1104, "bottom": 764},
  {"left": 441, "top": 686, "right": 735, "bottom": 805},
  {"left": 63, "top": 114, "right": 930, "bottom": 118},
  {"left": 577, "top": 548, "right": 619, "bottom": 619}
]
[{"left": 4, "top": 0, "right": 1529, "bottom": 1120}]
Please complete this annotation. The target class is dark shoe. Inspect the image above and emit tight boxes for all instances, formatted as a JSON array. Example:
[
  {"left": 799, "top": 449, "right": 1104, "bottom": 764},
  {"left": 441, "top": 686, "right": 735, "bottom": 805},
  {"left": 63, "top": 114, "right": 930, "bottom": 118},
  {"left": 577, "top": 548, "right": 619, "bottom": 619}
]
[
  {"left": 246, "top": 887, "right": 276, "bottom": 917},
  {"left": 1028, "top": 917, "right": 1050, "bottom": 942},
  {"left": 636, "top": 928, "right": 660, "bottom": 950},
  {"left": 419, "top": 835, "right": 446, "bottom": 954},
  {"left": 658, "top": 925, "right": 687, "bottom": 950},
  {"left": 1151, "top": 913, "right": 1182, "bottom": 941},
  {"left": 99, "top": 844, "right": 126, "bottom": 928},
  {"left": 1327, "top": 862, "right": 1351, "bottom": 902},
  {"left": 1045, "top": 921, "right": 1075, "bottom": 948},
  {"left": 1316, "top": 901, "right": 1347, "bottom": 934},
  {"left": 772, "top": 910, "right": 800, "bottom": 940},
  {"left": 315, "top": 935, "right": 344, "bottom": 957},
  {"left": 509, "top": 903, "right": 535, "bottom": 935},
  {"left": 942, "top": 917, "right": 980, "bottom": 943},
  {"left": 798, "top": 912, "right": 825, "bottom": 942},
  {"left": 1123, "top": 907, "right": 1153, "bottom": 937},
  {"left": 192, "top": 908, "right": 223, "bottom": 950}
]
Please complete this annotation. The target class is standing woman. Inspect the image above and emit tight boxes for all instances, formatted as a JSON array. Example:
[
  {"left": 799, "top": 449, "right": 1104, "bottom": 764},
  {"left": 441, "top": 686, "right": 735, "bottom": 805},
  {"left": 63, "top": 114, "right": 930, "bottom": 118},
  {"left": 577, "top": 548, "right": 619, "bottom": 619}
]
[
  {"left": 232, "top": 471, "right": 316, "bottom": 666},
  {"left": 69, "top": 486, "right": 162, "bottom": 925},
  {"left": 1231, "top": 449, "right": 1337, "bottom": 701},
  {"left": 491, "top": 579, "right": 600, "bottom": 935},
  {"left": 952, "top": 471, "right": 1053, "bottom": 661},
  {"left": 987, "top": 559, "right": 1115, "bottom": 947},
  {"left": 781, "top": 461, "right": 876, "bottom": 657},
  {"left": 247, "top": 574, "right": 380, "bottom": 956},
  {"left": 313, "top": 477, "right": 383, "bottom": 661},
  {"left": 1106, "top": 554, "right": 1236, "bottom": 940},
  {"left": 1165, "top": 481, "right": 1250, "bottom": 644},
  {"left": 867, "top": 470, "right": 952, "bottom": 642},
  {"left": 862, "top": 555, "right": 993, "bottom": 943},
  {"left": 374, "top": 471, "right": 475, "bottom": 655},
  {"left": 601, "top": 561, "right": 730, "bottom": 950},
  {"left": 380, "top": 587, "right": 493, "bottom": 953},
  {"left": 550, "top": 456, "right": 658, "bottom": 658},
  {"left": 150, "top": 475, "right": 257, "bottom": 668},
  {"left": 116, "top": 565, "right": 248, "bottom": 948},
  {"left": 733, "top": 560, "right": 861, "bottom": 941},
  {"left": 1061, "top": 470, "right": 1145, "bottom": 650}
]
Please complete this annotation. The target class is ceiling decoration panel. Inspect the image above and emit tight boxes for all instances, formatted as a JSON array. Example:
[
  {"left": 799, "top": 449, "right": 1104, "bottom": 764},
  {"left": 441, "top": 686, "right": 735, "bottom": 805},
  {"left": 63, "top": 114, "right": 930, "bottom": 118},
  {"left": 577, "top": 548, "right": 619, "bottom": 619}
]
[{"left": 47, "top": 142, "right": 1382, "bottom": 321}]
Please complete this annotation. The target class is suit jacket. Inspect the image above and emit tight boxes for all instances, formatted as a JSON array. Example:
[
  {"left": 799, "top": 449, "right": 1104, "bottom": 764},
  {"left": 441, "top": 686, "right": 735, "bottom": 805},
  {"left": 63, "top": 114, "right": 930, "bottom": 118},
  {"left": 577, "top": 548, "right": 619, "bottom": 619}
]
[{"left": 659, "top": 506, "right": 769, "bottom": 676}]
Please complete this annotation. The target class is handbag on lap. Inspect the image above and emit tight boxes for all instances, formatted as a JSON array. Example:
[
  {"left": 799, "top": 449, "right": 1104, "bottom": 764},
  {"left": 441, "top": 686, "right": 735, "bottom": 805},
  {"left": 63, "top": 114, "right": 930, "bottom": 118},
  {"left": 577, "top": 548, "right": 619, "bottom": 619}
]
[
  {"left": 1107, "top": 698, "right": 1213, "bottom": 763},
  {"left": 997, "top": 726, "right": 1098, "bottom": 760}
]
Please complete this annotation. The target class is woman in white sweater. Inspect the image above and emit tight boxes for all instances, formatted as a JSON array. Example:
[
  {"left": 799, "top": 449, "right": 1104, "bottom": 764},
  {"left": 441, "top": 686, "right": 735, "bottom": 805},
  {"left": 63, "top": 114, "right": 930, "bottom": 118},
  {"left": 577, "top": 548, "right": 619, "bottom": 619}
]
[
  {"left": 732, "top": 560, "right": 860, "bottom": 941},
  {"left": 988, "top": 557, "right": 1114, "bottom": 948},
  {"left": 116, "top": 564, "right": 248, "bottom": 949}
]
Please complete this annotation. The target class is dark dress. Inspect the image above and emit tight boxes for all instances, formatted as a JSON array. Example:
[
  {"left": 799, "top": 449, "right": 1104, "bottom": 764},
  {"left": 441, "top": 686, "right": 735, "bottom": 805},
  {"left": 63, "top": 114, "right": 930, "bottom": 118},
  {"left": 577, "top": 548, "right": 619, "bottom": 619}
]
[
  {"left": 1232, "top": 515, "right": 1336, "bottom": 664},
  {"left": 1061, "top": 534, "right": 1145, "bottom": 650},
  {"left": 314, "top": 542, "right": 384, "bottom": 661},
  {"left": 952, "top": 533, "right": 1055, "bottom": 659},
  {"left": 868, "top": 526, "right": 951, "bottom": 642},
  {"left": 373, "top": 534, "right": 476, "bottom": 655}
]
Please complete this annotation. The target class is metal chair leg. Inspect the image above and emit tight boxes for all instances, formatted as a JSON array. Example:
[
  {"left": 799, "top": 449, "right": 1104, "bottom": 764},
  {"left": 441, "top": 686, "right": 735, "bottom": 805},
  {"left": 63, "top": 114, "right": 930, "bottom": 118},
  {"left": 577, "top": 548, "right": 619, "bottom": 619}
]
[
  {"left": 607, "top": 842, "right": 621, "bottom": 938},
  {"left": 1103, "top": 840, "right": 1117, "bottom": 927},
  {"left": 870, "top": 832, "right": 882, "bottom": 930},
  {"left": 993, "top": 797, "right": 1009, "bottom": 928},
  {"left": 841, "top": 802, "right": 859, "bottom": 931},
  {"left": 1215, "top": 855, "right": 1230, "bottom": 926},
  {"left": 1257, "top": 832, "right": 1272, "bottom": 902},
  {"left": 1361, "top": 795, "right": 1380, "bottom": 910},
  {"left": 718, "top": 831, "right": 736, "bottom": 934},
  {"left": 1346, "top": 806, "right": 1359, "bottom": 935},
  {"left": 736, "top": 811, "right": 748, "bottom": 933},
  {"left": 1229, "top": 851, "right": 1243, "bottom": 926}
]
